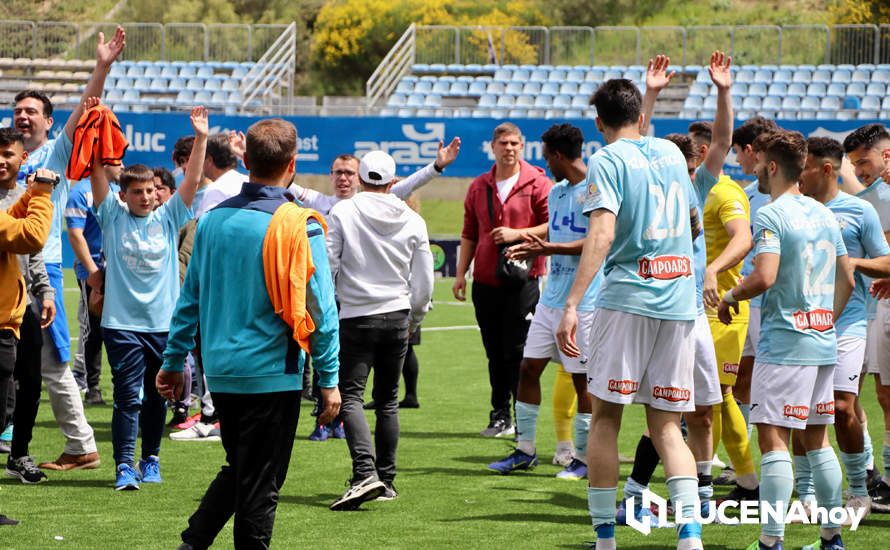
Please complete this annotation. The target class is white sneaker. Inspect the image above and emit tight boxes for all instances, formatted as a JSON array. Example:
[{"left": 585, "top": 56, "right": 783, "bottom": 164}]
[
  {"left": 712, "top": 453, "right": 727, "bottom": 469},
  {"left": 330, "top": 476, "right": 385, "bottom": 511},
  {"left": 169, "top": 422, "right": 220, "bottom": 441},
  {"left": 552, "top": 443, "right": 575, "bottom": 466},
  {"left": 844, "top": 494, "right": 871, "bottom": 524}
]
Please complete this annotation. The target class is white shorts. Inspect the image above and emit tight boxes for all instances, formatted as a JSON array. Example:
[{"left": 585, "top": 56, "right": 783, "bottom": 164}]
[
  {"left": 523, "top": 304, "right": 595, "bottom": 374},
  {"left": 834, "top": 335, "right": 866, "bottom": 394},
  {"left": 587, "top": 308, "right": 696, "bottom": 413},
  {"left": 693, "top": 313, "right": 723, "bottom": 406},
  {"left": 741, "top": 306, "right": 761, "bottom": 357},
  {"left": 864, "top": 299, "right": 890, "bottom": 384},
  {"left": 750, "top": 362, "right": 835, "bottom": 430}
]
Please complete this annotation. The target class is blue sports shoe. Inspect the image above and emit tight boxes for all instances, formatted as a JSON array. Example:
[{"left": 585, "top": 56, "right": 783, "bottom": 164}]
[
  {"left": 556, "top": 458, "right": 587, "bottom": 480},
  {"left": 487, "top": 449, "right": 538, "bottom": 474},
  {"left": 332, "top": 422, "right": 346, "bottom": 439},
  {"left": 0, "top": 424, "right": 12, "bottom": 443},
  {"left": 115, "top": 463, "right": 140, "bottom": 491},
  {"left": 802, "top": 534, "right": 844, "bottom": 550},
  {"left": 309, "top": 424, "right": 331, "bottom": 441},
  {"left": 138, "top": 456, "right": 162, "bottom": 483}
]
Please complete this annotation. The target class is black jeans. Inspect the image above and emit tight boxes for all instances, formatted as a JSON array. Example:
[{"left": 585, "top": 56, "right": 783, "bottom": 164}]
[
  {"left": 181, "top": 391, "right": 301, "bottom": 550},
  {"left": 0, "top": 328, "right": 16, "bottom": 438},
  {"left": 339, "top": 310, "right": 409, "bottom": 482},
  {"left": 10, "top": 307, "right": 42, "bottom": 459},
  {"left": 471, "top": 280, "right": 539, "bottom": 420},
  {"left": 76, "top": 278, "right": 103, "bottom": 389}
]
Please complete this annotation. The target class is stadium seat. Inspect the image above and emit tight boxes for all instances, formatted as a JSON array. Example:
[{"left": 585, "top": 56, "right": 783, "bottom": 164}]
[
  {"left": 378, "top": 107, "right": 397, "bottom": 117},
  {"left": 468, "top": 81, "right": 487, "bottom": 95},
  {"left": 133, "top": 78, "right": 152, "bottom": 91},
  {"left": 505, "top": 82, "right": 523, "bottom": 95},
  {"left": 826, "top": 83, "right": 846, "bottom": 97},
  {"left": 387, "top": 94, "right": 406, "bottom": 107},
  {"left": 683, "top": 96, "right": 703, "bottom": 110},
  {"left": 812, "top": 70, "right": 831, "bottom": 83},
  {"left": 493, "top": 68, "right": 511, "bottom": 82},
  {"left": 571, "top": 95, "right": 589, "bottom": 108},
  {"left": 578, "top": 82, "right": 597, "bottom": 96},
  {"left": 741, "top": 96, "right": 762, "bottom": 110},
  {"left": 122, "top": 90, "right": 140, "bottom": 103},
  {"left": 787, "top": 83, "right": 807, "bottom": 97},
  {"left": 754, "top": 69, "right": 772, "bottom": 83},
  {"left": 526, "top": 109, "right": 546, "bottom": 119},
  {"left": 406, "top": 93, "right": 425, "bottom": 107},
  {"left": 489, "top": 109, "right": 507, "bottom": 119},
  {"left": 424, "top": 95, "right": 442, "bottom": 107},
  {"left": 534, "top": 94, "right": 554, "bottom": 107},
  {"left": 429, "top": 64, "right": 446, "bottom": 73},
  {"left": 180, "top": 66, "right": 197, "bottom": 78},
  {"left": 831, "top": 69, "right": 852, "bottom": 83},
  {"left": 773, "top": 69, "right": 792, "bottom": 83},
  {"left": 703, "top": 96, "right": 718, "bottom": 110},
  {"left": 470, "top": 109, "right": 489, "bottom": 118},
  {"left": 564, "top": 109, "right": 583, "bottom": 118},
  {"left": 548, "top": 70, "right": 567, "bottom": 82},
  {"left": 552, "top": 94, "right": 571, "bottom": 108},
  {"left": 193, "top": 91, "right": 212, "bottom": 104},
  {"left": 566, "top": 70, "right": 584, "bottom": 82},
  {"left": 395, "top": 80, "right": 413, "bottom": 94},
  {"left": 432, "top": 81, "right": 451, "bottom": 94},
  {"left": 873, "top": 70, "right": 890, "bottom": 83},
  {"left": 837, "top": 64, "right": 856, "bottom": 71},
  {"left": 756, "top": 110, "right": 777, "bottom": 119},
  {"left": 143, "top": 66, "right": 161, "bottom": 78},
  {"left": 544, "top": 109, "right": 563, "bottom": 119},
  {"left": 798, "top": 110, "right": 817, "bottom": 120},
  {"left": 586, "top": 70, "right": 605, "bottom": 82},
  {"left": 858, "top": 110, "right": 880, "bottom": 119},
  {"left": 454, "top": 107, "right": 473, "bottom": 118},
  {"left": 777, "top": 111, "right": 799, "bottom": 120},
  {"left": 398, "top": 108, "right": 415, "bottom": 117},
  {"left": 842, "top": 96, "right": 860, "bottom": 110},
  {"left": 148, "top": 78, "right": 167, "bottom": 92},
  {"left": 105, "top": 89, "right": 123, "bottom": 102},
  {"left": 209, "top": 91, "right": 228, "bottom": 107},
  {"left": 446, "top": 64, "right": 465, "bottom": 74},
  {"left": 767, "top": 83, "right": 787, "bottom": 96},
  {"left": 160, "top": 65, "right": 178, "bottom": 78},
  {"left": 861, "top": 96, "right": 881, "bottom": 111},
  {"left": 109, "top": 64, "right": 126, "bottom": 78},
  {"left": 748, "top": 83, "right": 767, "bottom": 96},
  {"left": 816, "top": 64, "right": 836, "bottom": 70},
  {"left": 116, "top": 77, "right": 134, "bottom": 90},
  {"left": 559, "top": 82, "right": 578, "bottom": 95},
  {"left": 821, "top": 96, "right": 841, "bottom": 110},
  {"left": 168, "top": 77, "right": 186, "bottom": 90},
  {"left": 186, "top": 78, "right": 204, "bottom": 91},
  {"left": 507, "top": 109, "right": 527, "bottom": 119},
  {"left": 792, "top": 69, "right": 812, "bottom": 83},
  {"left": 485, "top": 81, "right": 504, "bottom": 94},
  {"left": 846, "top": 82, "right": 866, "bottom": 97},
  {"left": 231, "top": 66, "right": 249, "bottom": 79},
  {"left": 530, "top": 69, "right": 548, "bottom": 82},
  {"left": 688, "top": 82, "right": 709, "bottom": 97},
  {"left": 541, "top": 82, "right": 559, "bottom": 95},
  {"left": 852, "top": 69, "right": 871, "bottom": 82},
  {"left": 781, "top": 97, "right": 801, "bottom": 110},
  {"left": 449, "top": 81, "right": 469, "bottom": 96},
  {"left": 736, "top": 70, "right": 754, "bottom": 83},
  {"left": 478, "top": 94, "right": 497, "bottom": 107},
  {"left": 866, "top": 82, "right": 886, "bottom": 96},
  {"left": 762, "top": 96, "right": 782, "bottom": 111},
  {"left": 522, "top": 82, "right": 542, "bottom": 94},
  {"left": 806, "top": 83, "right": 827, "bottom": 96},
  {"left": 175, "top": 90, "right": 194, "bottom": 103},
  {"left": 515, "top": 94, "right": 535, "bottom": 107},
  {"left": 125, "top": 66, "right": 144, "bottom": 78},
  {"left": 801, "top": 97, "right": 820, "bottom": 110},
  {"left": 880, "top": 97, "right": 890, "bottom": 111},
  {"left": 730, "top": 83, "right": 747, "bottom": 96},
  {"left": 513, "top": 69, "right": 530, "bottom": 81}
]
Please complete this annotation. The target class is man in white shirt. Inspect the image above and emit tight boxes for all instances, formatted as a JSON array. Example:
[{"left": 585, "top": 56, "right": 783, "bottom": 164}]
[{"left": 193, "top": 134, "right": 246, "bottom": 218}]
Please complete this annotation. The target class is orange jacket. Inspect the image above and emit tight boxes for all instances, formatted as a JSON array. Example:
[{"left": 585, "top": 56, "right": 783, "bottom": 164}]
[
  {"left": 66, "top": 105, "right": 129, "bottom": 181},
  {"left": 0, "top": 189, "right": 53, "bottom": 337},
  {"left": 262, "top": 202, "right": 327, "bottom": 353}
]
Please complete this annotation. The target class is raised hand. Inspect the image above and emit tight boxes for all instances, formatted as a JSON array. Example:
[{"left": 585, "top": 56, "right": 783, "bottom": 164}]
[
  {"left": 97, "top": 26, "right": 126, "bottom": 67},
  {"left": 228, "top": 130, "right": 246, "bottom": 159},
  {"left": 708, "top": 50, "right": 732, "bottom": 90},
  {"left": 646, "top": 54, "right": 675, "bottom": 92},
  {"left": 437, "top": 137, "right": 462, "bottom": 169},
  {"left": 83, "top": 96, "right": 101, "bottom": 111},
  {"left": 190, "top": 106, "right": 209, "bottom": 138}
]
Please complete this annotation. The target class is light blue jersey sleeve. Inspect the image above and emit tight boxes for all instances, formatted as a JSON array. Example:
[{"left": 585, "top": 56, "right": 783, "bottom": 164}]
[
  {"left": 692, "top": 167, "right": 718, "bottom": 315},
  {"left": 158, "top": 193, "right": 195, "bottom": 233},
  {"left": 861, "top": 201, "right": 890, "bottom": 258},
  {"left": 583, "top": 152, "right": 621, "bottom": 216}
]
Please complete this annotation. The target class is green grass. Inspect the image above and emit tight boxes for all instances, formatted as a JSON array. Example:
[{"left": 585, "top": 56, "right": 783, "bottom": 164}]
[
  {"left": 420, "top": 198, "right": 464, "bottom": 237},
  {"left": 1, "top": 272, "right": 888, "bottom": 548}
]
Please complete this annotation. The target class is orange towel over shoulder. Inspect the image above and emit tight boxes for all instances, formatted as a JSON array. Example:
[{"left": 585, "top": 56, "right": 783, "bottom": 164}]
[
  {"left": 66, "top": 105, "right": 129, "bottom": 181},
  {"left": 262, "top": 202, "right": 327, "bottom": 353}
]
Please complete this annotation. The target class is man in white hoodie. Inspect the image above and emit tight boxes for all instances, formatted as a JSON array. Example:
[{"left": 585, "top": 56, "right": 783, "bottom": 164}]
[{"left": 326, "top": 150, "right": 434, "bottom": 511}]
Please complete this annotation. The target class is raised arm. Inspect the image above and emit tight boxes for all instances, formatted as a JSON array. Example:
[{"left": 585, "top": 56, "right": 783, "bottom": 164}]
[
  {"left": 702, "top": 51, "right": 733, "bottom": 178},
  {"left": 391, "top": 137, "right": 462, "bottom": 199},
  {"left": 639, "top": 55, "right": 675, "bottom": 136},
  {"left": 178, "top": 106, "right": 209, "bottom": 209},
  {"left": 65, "top": 27, "right": 126, "bottom": 140}
]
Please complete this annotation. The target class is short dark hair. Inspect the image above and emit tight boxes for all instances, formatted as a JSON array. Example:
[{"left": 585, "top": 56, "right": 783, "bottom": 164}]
[
  {"left": 0, "top": 128, "right": 25, "bottom": 148},
  {"left": 806, "top": 137, "right": 843, "bottom": 166},
  {"left": 753, "top": 130, "right": 808, "bottom": 181},
  {"left": 172, "top": 136, "right": 195, "bottom": 167},
  {"left": 119, "top": 164, "right": 155, "bottom": 191},
  {"left": 664, "top": 133, "right": 695, "bottom": 162},
  {"left": 205, "top": 134, "right": 237, "bottom": 170},
  {"left": 732, "top": 116, "right": 779, "bottom": 148},
  {"left": 245, "top": 119, "right": 297, "bottom": 179},
  {"left": 152, "top": 167, "right": 176, "bottom": 191},
  {"left": 541, "top": 123, "right": 584, "bottom": 159},
  {"left": 14, "top": 90, "right": 53, "bottom": 117},
  {"left": 590, "top": 79, "right": 641, "bottom": 129},
  {"left": 688, "top": 121, "right": 712, "bottom": 146},
  {"left": 331, "top": 154, "right": 359, "bottom": 169},
  {"left": 843, "top": 124, "right": 890, "bottom": 154}
]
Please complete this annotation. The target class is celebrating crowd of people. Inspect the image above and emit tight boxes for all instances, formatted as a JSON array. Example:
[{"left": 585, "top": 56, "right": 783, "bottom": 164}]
[{"left": 3, "top": 24, "right": 890, "bottom": 550}]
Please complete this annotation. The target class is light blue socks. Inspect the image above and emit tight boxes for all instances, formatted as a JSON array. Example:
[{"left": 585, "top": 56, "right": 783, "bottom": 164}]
[
  {"left": 809, "top": 447, "right": 843, "bottom": 529},
  {"left": 761, "top": 451, "right": 793, "bottom": 538},
  {"left": 515, "top": 401, "right": 539, "bottom": 455},
  {"left": 574, "top": 412, "right": 591, "bottom": 460}
]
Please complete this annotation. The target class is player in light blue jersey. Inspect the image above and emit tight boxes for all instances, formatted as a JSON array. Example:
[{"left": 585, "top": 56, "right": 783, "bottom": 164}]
[
  {"left": 840, "top": 123, "right": 890, "bottom": 510},
  {"left": 487, "top": 124, "right": 601, "bottom": 481},
  {"left": 718, "top": 131, "right": 854, "bottom": 550},
  {"left": 794, "top": 136, "right": 890, "bottom": 523},
  {"left": 556, "top": 73, "right": 727, "bottom": 550},
  {"left": 11, "top": 27, "right": 126, "bottom": 472}
]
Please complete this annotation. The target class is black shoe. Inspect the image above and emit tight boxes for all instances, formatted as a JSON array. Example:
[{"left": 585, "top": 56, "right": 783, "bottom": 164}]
[
  {"left": 301, "top": 386, "right": 314, "bottom": 402},
  {"left": 6, "top": 455, "right": 47, "bottom": 484},
  {"left": 0, "top": 514, "right": 18, "bottom": 526},
  {"left": 330, "top": 476, "right": 386, "bottom": 511},
  {"left": 176, "top": 544, "right": 195, "bottom": 550},
  {"left": 376, "top": 480, "right": 398, "bottom": 501},
  {"left": 717, "top": 483, "right": 759, "bottom": 504},
  {"left": 480, "top": 411, "right": 515, "bottom": 438},
  {"left": 168, "top": 404, "right": 188, "bottom": 426},
  {"left": 399, "top": 397, "right": 420, "bottom": 409},
  {"left": 870, "top": 479, "right": 890, "bottom": 512},
  {"left": 363, "top": 400, "right": 377, "bottom": 410},
  {"left": 198, "top": 413, "right": 218, "bottom": 425},
  {"left": 85, "top": 387, "right": 105, "bottom": 406},
  {"left": 867, "top": 468, "right": 883, "bottom": 492}
]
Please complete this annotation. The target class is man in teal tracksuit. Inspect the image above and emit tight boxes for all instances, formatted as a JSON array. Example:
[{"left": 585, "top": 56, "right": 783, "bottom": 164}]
[{"left": 157, "top": 118, "right": 341, "bottom": 550}]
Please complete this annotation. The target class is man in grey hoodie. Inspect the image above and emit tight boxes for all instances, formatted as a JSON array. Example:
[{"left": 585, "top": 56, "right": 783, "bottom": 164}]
[{"left": 326, "top": 150, "right": 434, "bottom": 511}]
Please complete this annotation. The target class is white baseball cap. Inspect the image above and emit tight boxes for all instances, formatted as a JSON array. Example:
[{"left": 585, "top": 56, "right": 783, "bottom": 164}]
[{"left": 359, "top": 150, "right": 396, "bottom": 185}]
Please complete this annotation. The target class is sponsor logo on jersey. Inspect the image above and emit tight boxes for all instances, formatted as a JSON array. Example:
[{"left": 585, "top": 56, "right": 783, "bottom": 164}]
[
  {"left": 723, "top": 362, "right": 739, "bottom": 375},
  {"left": 652, "top": 385, "right": 691, "bottom": 402},
  {"left": 783, "top": 404, "right": 810, "bottom": 420},
  {"left": 637, "top": 256, "right": 692, "bottom": 280},
  {"left": 815, "top": 401, "right": 835, "bottom": 415},
  {"left": 607, "top": 379, "right": 639, "bottom": 395},
  {"left": 792, "top": 309, "right": 834, "bottom": 332}
]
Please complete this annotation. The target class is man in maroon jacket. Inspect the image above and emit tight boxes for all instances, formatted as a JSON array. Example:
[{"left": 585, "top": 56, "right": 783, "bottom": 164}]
[{"left": 453, "top": 122, "right": 552, "bottom": 437}]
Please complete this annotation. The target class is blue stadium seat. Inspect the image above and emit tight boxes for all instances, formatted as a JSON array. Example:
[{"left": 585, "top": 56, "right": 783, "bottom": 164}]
[
  {"left": 457, "top": 75, "right": 474, "bottom": 83},
  {"left": 679, "top": 109, "right": 699, "bottom": 119},
  {"left": 205, "top": 78, "right": 223, "bottom": 92},
  {"left": 861, "top": 96, "right": 881, "bottom": 111},
  {"left": 781, "top": 97, "right": 801, "bottom": 110},
  {"left": 180, "top": 66, "right": 197, "bottom": 78},
  {"left": 534, "top": 94, "right": 554, "bottom": 107},
  {"left": 526, "top": 109, "right": 546, "bottom": 119},
  {"left": 186, "top": 78, "right": 204, "bottom": 91},
  {"left": 105, "top": 77, "right": 117, "bottom": 88},
  {"left": 754, "top": 69, "right": 772, "bottom": 83},
  {"left": 683, "top": 96, "right": 703, "bottom": 110},
  {"left": 684, "top": 65, "right": 703, "bottom": 73},
  {"left": 209, "top": 91, "right": 228, "bottom": 107},
  {"left": 409, "top": 93, "right": 429, "bottom": 107},
  {"left": 773, "top": 70, "right": 792, "bottom": 83},
  {"left": 125, "top": 66, "right": 144, "bottom": 78},
  {"left": 489, "top": 109, "right": 507, "bottom": 119},
  {"left": 478, "top": 94, "right": 497, "bottom": 107},
  {"left": 143, "top": 66, "right": 160, "bottom": 78},
  {"left": 817, "top": 110, "right": 843, "bottom": 120},
  {"left": 395, "top": 80, "right": 413, "bottom": 94},
  {"left": 116, "top": 77, "right": 134, "bottom": 90},
  {"left": 432, "top": 81, "right": 451, "bottom": 94},
  {"left": 757, "top": 110, "right": 777, "bottom": 119},
  {"left": 428, "top": 64, "right": 447, "bottom": 73},
  {"left": 105, "top": 89, "right": 123, "bottom": 102},
  {"left": 736, "top": 111, "right": 755, "bottom": 121},
  {"left": 698, "top": 109, "right": 716, "bottom": 119},
  {"left": 424, "top": 95, "right": 442, "bottom": 107},
  {"left": 787, "top": 83, "right": 807, "bottom": 97},
  {"left": 806, "top": 83, "right": 827, "bottom": 96},
  {"left": 387, "top": 94, "right": 406, "bottom": 107},
  {"left": 586, "top": 70, "right": 605, "bottom": 82},
  {"left": 470, "top": 109, "right": 489, "bottom": 119},
  {"left": 148, "top": 78, "right": 167, "bottom": 92},
  {"left": 778, "top": 111, "right": 799, "bottom": 120},
  {"left": 468, "top": 81, "right": 487, "bottom": 95},
  {"left": 168, "top": 77, "right": 186, "bottom": 90},
  {"left": 449, "top": 81, "right": 469, "bottom": 96},
  {"left": 109, "top": 64, "right": 126, "bottom": 78},
  {"left": 522, "top": 82, "right": 541, "bottom": 94},
  {"left": 528, "top": 69, "right": 547, "bottom": 82},
  {"left": 470, "top": 63, "right": 491, "bottom": 73},
  {"left": 496, "top": 95, "right": 514, "bottom": 108},
  {"left": 512, "top": 69, "right": 530, "bottom": 81},
  {"left": 446, "top": 63, "right": 465, "bottom": 74},
  {"left": 847, "top": 82, "right": 866, "bottom": 96},
  {"left": 564, "top": 109, "right": 583, "bottom": 118},
  {"left": 748, "top": 83, "right": 767, "bottom": 97},
  {"left": 566, "top": 70, "right": 584, "bottom": 83},
  {"left": 742, "top": 96, "right": 762, "bottom": 110},
  {"left": 812, "top": 70, "right": 831, "bottom": 83},
  {"left": 842, "top": 96, "right": 860, "bottom": 110},
  {"left": 852, "top": 69, "right": 871, "bottom": 82},
  {"left": 397, "top": 108, "right": 415, "bottom": 117},
  {"left": 543, "top": 109, "right": 562, "bottom": 119},
  {"left": 821, "top": 96, "right": 841, "bottom": 110},
  {"left": 831, "top": 69, "right": 852, "bottom": 83},
  {"left": 767, "top": 83, "right": 787, "bottom": 96},
  {"left": 559, "top": 82, "right": 578, "bottom": 95},
  {"left": 736, "top": 70, "right": 754, "bottom": 83},
  {"left": 826, "top": 83, "right": 846, "bottom": 97},
  {"left": 801, "top": 96, "right": 820, "bottom": 110},
  {"left": 541, "top": 82, "right": 559, "bottom": 95},
  {"left": 571, "top": 95, "right": 588, "bottom": 108},
  {"left": 730, "top": 83, "right": 747, "bottom": 96},
  {"left": 689, "top": 82, "right": 709, "bottom": 97},
  {"left": 858, "top": 110, "right": 880, "bottom": 119},
  {"left": 703, "top": 96, "right": 718, "bottom": 110},
  {"left": 515, "top": 94, "right": 535, "bottom": 107},
  {"left": 507, "top": 109, "right": 527, "bottom": 119},
  {"left": 453, "top": 108, "right": 473, "bottom": 118},
  {"left": 866, "top": 82, "right": 886, "bottom": 96},
  {"left": 837, "top": 64, "right": 856, "bottom": 71},
  {"left": 873, "top": 71, "right": 890, "bottom": 83},
  {"left": 548, "top": 70, "right": 567, "bottom": 82},
  {"left": 816, "top": 64, "right": 836, "bottom": 70},
  {"left": 415, "top": 81, "right": 434, "bottom": 93},
  {"left": 494, "top": 68, "right": 511, "bottom": 82},
  {"left": 798, "top": 110, "right": 816, "bottom": 120},
  {"left": 578, "top": 82, "right": 597, "bottom": 96},
  {"left": 792, "top": 69, "right": 812, "bottom": 83},
  {"left": 485, "top": 81, "right": 505, "bottom": 94},
  {"left": 623, "top": 70, "right": 643, "bottom": 82},
  {"left": 505, "top": 82, "right": 523, "bottom": 95},
  {"left": 231, "top": 66, "right": 249, "bottom": 79},
  {"left": 122, "top": 90, "right": 140, "bottom": 103},
  {"left": 379, "top": 107, "right": 397, "bottom": 117},
  {"left": 601, "top": 69, "right": 621, "bottom": 80},
  {"left": 762, "top": 96, "right": 782, "bottom": 111},
  {"left": 553, "top": 94, "right": 572, "bottom": 107}
]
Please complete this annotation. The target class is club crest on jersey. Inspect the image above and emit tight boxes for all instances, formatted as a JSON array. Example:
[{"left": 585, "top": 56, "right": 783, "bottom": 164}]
[
  {"left": 783, "top": 404, "right": 809, "bottom": 420},
  {"left": 722, "top": 362, "right": 739, "bottom": 375},
  {"left": 815, "top": 401, "right": 835, "bottom": 415},
  {"left": 607, "top": 379, "right": 639, "bottom": 395},
  {"left": 637, "top": 256, "right": 692, "bottom": 280},
  {"left": 792, "top": 309, "right": 834, "bottom": 332},
  {"left": 652, "top": 386, "right": 691, "bottom": 402}
]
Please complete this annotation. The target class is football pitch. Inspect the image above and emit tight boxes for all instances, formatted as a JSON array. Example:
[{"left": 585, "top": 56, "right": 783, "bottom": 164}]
[{"left": 1, "top": 274, "right": 888, "bottom": 549}]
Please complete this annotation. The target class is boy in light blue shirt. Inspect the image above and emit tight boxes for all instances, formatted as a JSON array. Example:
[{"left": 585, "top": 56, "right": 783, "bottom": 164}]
[{"left": 90, "top": 102, "right": 207, "bottom": 491}]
